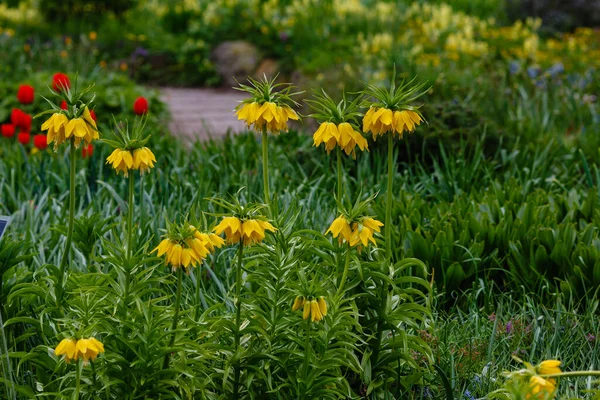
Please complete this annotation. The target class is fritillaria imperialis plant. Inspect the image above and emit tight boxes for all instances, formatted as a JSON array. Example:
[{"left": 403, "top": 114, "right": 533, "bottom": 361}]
[{"left": 234, "top": 75, "right": 301, "bottom": 206}]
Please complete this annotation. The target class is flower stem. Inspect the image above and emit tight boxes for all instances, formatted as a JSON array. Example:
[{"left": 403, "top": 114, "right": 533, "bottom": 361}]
[
  {"left": 543, "top": 371, "right": 600, "bottom": 378},
  {"left": 385, "top": 133, "right": 394, "bottom": 261},
  {"left": 127, "top": 173, "right": 135, "bottom": 260},
  {"left": 336, "top": 146, "right": 343, "bottom": 204},
  {"left": 58, "top": 139, "right": 77, "bottom": 279},
  {"left": 75, "top": 360, "right": 81, "bottom": 400},
  {"left": 233, "top": 241, "right": 244, "bottom": 398},
  {"left": 336, "top": 243, "right": 351, "bottom": 297},
  {"left": 163, "top": 267, "right": 183, "bottom": 370},
  {"left": 139, "top": 173, "right": 145, "bottom": 238},
  {"left": 303, "top": 317, "right": 311, "bottom": 382},
  {"left": 261, "top": 130, "right": 270, "bottom": 206}
]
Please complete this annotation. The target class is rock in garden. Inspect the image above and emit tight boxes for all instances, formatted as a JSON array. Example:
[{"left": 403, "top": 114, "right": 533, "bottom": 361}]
[{"left": 212, "top": 41, "right": 259, "bottom": 87}]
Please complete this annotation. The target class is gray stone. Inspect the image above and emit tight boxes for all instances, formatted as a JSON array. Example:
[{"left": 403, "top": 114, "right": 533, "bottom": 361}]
[{"left": 212, "top": 41, "right": 260, "bottom": 88}]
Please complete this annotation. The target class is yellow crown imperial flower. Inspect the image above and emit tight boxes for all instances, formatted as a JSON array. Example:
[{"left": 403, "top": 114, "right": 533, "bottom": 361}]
[
  {"left": 292, "top": 296, "right": 305, "bottom": 311},
  {"left": 106, "top": 149, "right": 134, "bottom": 176},
  {"left": 41, "top": 113, "right": 69, "bottom": 151},
  {"left": 41, "top": 105, "right": 99, "bottom": 150},
  {"left": 234, "top": 75, "right": 300, "bottom": 134},
  {"left": 241, "top": 218, "right": 276, "bottom": 246},
  {"left": 236, "top": 101, "right": 299, "bottom": 134},
  {"left": 312, "top": 122, "right": 340, "bottom": 153},
  {"left": 302, "top": 301, "right": 311, "bottom": 320},
  {"left": 337, "top": 122, "right": 369, "bottom": 158},
  {"left": 54, "top": 338, "right": 77, "bottom": 363},
  {"left": 297, "top": 297, "right": 327, "bottom": 322},
  {"left": 54, "top": 337, "right": 104, "bottom": 364},
  {"left": 153, "top": 237, "right": 209, "bottom": 272},
  {"left": 308, "top": 89, "right": 367, "bottom": 158},
  {"left": 363, "top": 107, "right": 422, "bottom": 140},
  {"left": 527, "top": 375, "right": 556, "bottom": 399},
  {"left": 362, "top": 75, "right": 428, "bottom": 141},
  {"left": 326, "top": 215, "right": 353, "bottom": 245},
  {"left": 213, "top": 216, "right": 243, "bottom": 244},
  {"left": 349, "top": 217, "right": 384, "bottom": 247},
  {"left": 192, "top": 228, "right": 225, "bottom": 252},
  {"left": 537, "top": 360, "right": 561, "bottom": 376},
  {"left": 75, "top": 337, "right": 105, "bottom": 364},
  {"left": 106, "top": 147, "right": 156, "bottom": 176},
  {"left": 214, "top": 217, "right": 276, "bottom": 245},
  {"left": 132, "top": 147, "right": 157, "bottom": 173},
  {"left": 317, "top": 297, "right": 327, "bottom": 316}
]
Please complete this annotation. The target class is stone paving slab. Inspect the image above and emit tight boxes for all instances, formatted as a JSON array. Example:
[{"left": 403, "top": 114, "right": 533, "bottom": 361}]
[{"left": 160, "top": 87, "right": 248, "bottom": 141}]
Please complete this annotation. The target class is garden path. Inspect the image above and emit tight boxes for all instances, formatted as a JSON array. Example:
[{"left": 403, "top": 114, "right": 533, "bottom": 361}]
[{"left": 160, "top": 87, "right": 246, "bottom": 141}]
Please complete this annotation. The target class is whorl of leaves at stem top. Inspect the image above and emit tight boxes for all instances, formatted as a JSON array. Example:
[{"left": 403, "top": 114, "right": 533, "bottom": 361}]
[
  {"left": 234, "top": 74, "right": 303, "bottom": 108},
  {"left": 305, "top": 88, "right": 363, "bottom": 126},
  {"left": 362, "top": 68, "right": 430, "bottom": 119}
]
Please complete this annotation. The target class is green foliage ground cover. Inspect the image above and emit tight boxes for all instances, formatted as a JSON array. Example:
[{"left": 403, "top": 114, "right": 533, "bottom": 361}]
[{"left": 1, "top": 113, "right": 600, "bottom": 397}]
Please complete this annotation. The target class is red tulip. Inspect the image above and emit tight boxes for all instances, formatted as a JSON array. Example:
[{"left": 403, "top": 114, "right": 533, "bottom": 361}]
[
  {"left": 133, "top": 97, "right": 148, "bottom": 115},
  {"left": 52, "top": 72, "right": 70, "bottom": 92},
  {"left": 11, "top": 108, "right": 24, "bottom": 126},
  {"left": 18, "top": 113, "right": 32, "bottom": 132},
  {"left": 33, "top": 134, "right": 48, "bottom": 150},
  {"left": 17, "top": 85, "right": 35, "bottom": 104},
  {"left": 82, "top": 144, "right": 94, "bottom": 158},
  {"left": 18, "top": 132, "right": 31, "bottom": 145},
  {"left": 1, "top": 124, "right": 15, "bottom": 138},
  {"left": 60, "top": 100, "right": 68, "bottom": 110}
]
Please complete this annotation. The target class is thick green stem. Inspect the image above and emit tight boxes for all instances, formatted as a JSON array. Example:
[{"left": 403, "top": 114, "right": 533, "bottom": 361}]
[
  {"left": 262, "top": 130, "right": 270, "bottom": 205},
  {"left": 336, "top": 146, "right": 343, "bottom": 204},
  {"left": 543, "top": 371, "right": 600, "bottom": 378},
  {"left": 303, "top": 317, "right": 311, "bottom": 378},
  {"left": 75, "top": 360, "right": 81, "bottom": 400},
  {"left": 336, "top": 244, "right": 351, "bottom": 297},
  {"left": 139, "top": 173, "right": 145, "bottom": 239},
  {"left": 233, "top": 241, "right": 244, "bottom": 398},
  {"left": 59, "top": 139, "right": 77, "bottom": 279},
  {"left": 127, "top": 173, "right": 135, "bottom": 260},
  {"left": 373, "top": 133, "right": 395, "bottom": 369},
  {"left": 385, "top": 133, "right": 394, "bottom": 261},
  {"left": 163, "top": 267, "right": 183, "bottom": 370}
]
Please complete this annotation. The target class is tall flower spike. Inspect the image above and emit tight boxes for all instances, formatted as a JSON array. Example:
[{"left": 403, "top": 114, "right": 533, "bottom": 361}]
[
  {"left": 39, "top": 78, "right": 99, "bottom": 150},
  {"left": 103, "top": 115, "right": 156, "bottom": 177},
  {"left": 326, "top": 215, "right": 353, "bottom": 245},
  {"left": 362, "top": 75, "right": 428, "bottom": 141},
  {"left": 306, "top": 89, "right": 368, "bottom": 158},
  {"left": 153, "top": 222, "right": 219, "bottom": 273},
  {"left": 234, "top": 75, "right": 301, "bottom": 134}
]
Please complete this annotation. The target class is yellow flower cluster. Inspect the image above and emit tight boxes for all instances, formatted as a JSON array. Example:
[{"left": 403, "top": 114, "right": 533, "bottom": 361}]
[
  {"left": 313, "top": 122, "right": 368, "bottom": 158},
  {"left": 236, "top": 101, "right": 299, "bottom": 134},
  {"left": 153, "top": 227, "right": 224, "bottom": 272},
  {"left": 326, "top": 215, "right": 383, "bottom": 247},
  {"left": 363, "top": 107, "right": 422, "bottom": 140},
  {"left": 41, "top": 108, "right": 99, "bottom": 150},
  {"left": 525, "top": 360, "right": 561, "bottom": 399},
  {"left": 213, "top": 217, "right": 276, "bottom": 245},
  {"left": 292, "top": 296, "right": 327, "bottom": 322},
  {"left": 55, "top": 337, "right": 104, "bottom": 364},
  {"left": 106, "top": 147, "right": 156, "bottom": 176}
]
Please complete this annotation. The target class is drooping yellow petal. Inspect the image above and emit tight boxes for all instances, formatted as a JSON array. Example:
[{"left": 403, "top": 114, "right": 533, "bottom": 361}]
[
  {"left": 302, "top": 302, "right": 311, "bottom": 320},
  {"left": 538, "top": 360, "right": 562, "bottom": 375},
  {"left": 154, "top": 239, "right": 174, "bottom": 257},
  {"left": 318, "top": 297, "right": 327, "bottom": 316},
  {"left": 284, "top": 106, "right": 299, "bottom": 120},
  {"left": 362, "top": 217, "right": 383, "bottom": 232},
  {"left": 380, "top": 108, "right": 393, "bottom": 125},
  {"left": 310, "top": 300, "right": 322, "bottom": 322}
]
